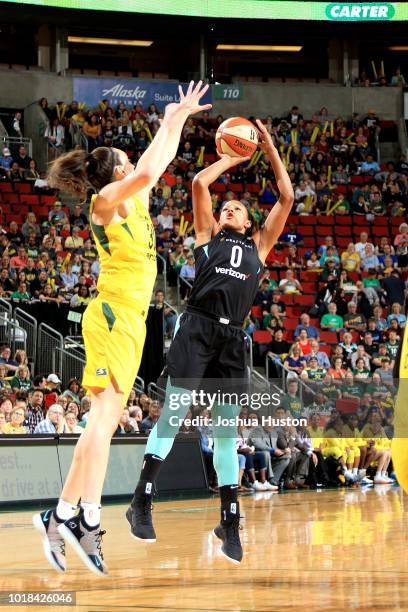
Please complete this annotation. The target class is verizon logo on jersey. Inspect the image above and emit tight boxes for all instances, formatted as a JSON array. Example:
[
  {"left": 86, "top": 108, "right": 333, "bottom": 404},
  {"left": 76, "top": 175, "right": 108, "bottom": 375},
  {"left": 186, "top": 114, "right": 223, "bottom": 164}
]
[{"left": 215, "top": 266, "right": 250, "bottom": 280}]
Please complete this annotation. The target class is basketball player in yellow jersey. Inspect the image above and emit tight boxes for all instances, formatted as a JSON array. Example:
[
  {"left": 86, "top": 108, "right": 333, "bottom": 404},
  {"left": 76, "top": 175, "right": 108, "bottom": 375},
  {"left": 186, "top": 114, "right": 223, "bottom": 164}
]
[
  {"left": 32, "top": 81, "right": 211, "bottom": 576},
  {"left": 392, "top": 324, "right": 408, "bottom": 491}
]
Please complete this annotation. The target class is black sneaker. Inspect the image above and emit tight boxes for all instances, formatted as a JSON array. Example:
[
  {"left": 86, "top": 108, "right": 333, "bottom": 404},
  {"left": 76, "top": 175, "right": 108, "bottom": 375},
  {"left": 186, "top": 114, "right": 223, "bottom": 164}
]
[
  {"left": 58, "top": 513, "right": 108, "bottom": 576},
  {"left": 32, "top": 509, "right": 66, "bottom": 573},
  {"left": 126, "top": 496, "right": 156, "bottom": 542},
  {"left": 213, "top": 517, "right": 243, "bottom": 564}
]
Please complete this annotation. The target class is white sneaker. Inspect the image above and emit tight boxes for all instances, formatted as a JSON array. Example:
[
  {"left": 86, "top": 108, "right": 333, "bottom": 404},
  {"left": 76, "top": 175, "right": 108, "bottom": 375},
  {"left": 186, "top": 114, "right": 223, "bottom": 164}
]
[
  {"left": 263, "top": 481, "right": 279, "bottom": 491},
  {"left": 344, "top": 470, "right": 355, "bottom": 481},
  {"left": 253, "top": 480, "right": 268, "bottom": 491},
  {"left": 382, "top": 473, "right": 394, "bottom": 483},
  {"left": 374, "top": 476, "right": 391, "bottom": 485},
  {"left": 361, "top": 476, "right": 373, "bottom": 485}
]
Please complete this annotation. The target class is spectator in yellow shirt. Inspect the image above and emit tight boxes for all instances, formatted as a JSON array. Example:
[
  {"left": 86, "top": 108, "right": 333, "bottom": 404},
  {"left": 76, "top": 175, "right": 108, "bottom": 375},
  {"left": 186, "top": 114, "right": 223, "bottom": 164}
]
[{"left": 2, "top": 404, "right": 27, "bottom": 434}]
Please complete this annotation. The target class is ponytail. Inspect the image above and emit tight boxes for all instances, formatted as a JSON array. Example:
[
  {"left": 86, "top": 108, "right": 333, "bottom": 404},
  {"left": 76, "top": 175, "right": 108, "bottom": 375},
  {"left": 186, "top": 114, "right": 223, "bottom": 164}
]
[{"left": 48, "top": 147, "right": 119, "bottom": 198}]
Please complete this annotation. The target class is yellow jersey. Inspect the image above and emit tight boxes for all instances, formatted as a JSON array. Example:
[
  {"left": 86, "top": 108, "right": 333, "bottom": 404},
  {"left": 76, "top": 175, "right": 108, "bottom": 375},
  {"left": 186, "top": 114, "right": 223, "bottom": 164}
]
[{"left": 89, "top": 194, "right": 156, "bottom": 315}]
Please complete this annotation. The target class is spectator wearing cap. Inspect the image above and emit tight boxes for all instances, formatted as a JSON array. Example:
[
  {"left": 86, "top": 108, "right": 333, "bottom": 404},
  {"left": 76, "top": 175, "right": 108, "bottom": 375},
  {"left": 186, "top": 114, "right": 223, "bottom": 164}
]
[
  {"left": 0, "top": 148, "right": 13, "bottom": 174},
  {"left": 44, "top": 373, "right": 61, "bottom": 410},
  {"left": 48, "top": 201, "right": 68, "bottom": 229},
  {"left": 34, "top": 403, "right": 66, "bottom": 434}
]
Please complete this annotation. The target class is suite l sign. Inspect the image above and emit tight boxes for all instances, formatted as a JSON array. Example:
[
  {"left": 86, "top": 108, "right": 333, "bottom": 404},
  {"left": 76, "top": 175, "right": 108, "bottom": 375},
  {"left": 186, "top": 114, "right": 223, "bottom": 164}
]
[{"left": 326, "top": 3, "right": 395, "bottom": 21}]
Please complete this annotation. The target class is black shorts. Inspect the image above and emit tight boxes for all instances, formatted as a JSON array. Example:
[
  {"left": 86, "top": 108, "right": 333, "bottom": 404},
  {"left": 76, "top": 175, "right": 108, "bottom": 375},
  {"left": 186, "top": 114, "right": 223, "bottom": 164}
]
[{"left": 166, "top": 311, "right": 248, "bottom": 393}]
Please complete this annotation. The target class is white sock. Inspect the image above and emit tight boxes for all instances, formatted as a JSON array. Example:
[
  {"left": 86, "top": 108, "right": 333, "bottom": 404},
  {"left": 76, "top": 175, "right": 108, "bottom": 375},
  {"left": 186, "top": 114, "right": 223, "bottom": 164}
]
[
  {"left": 352, "top": 468, "right": 358, "bottom": 475},
  {"left": 375, "top": 471, "right": 381, "bottom": 479},
  {"left": 55, "top": 499, "right": 77, "bottom": 522},
  {"left": 81, "top": 502, "right": 101, "bottom": 527}
]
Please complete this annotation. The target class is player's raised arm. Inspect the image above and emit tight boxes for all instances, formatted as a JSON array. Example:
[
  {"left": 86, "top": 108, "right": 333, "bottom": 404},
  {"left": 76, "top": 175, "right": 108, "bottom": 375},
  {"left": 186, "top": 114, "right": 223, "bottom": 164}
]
[
  {"left": 126, "top": 80, "right": 212, "bottom": 205},
  {"left": 192, "top": 155, "right": 250, "bottom": 246},
  {"left": 252, "top": 119, "right": 294, "bottom": 262}
]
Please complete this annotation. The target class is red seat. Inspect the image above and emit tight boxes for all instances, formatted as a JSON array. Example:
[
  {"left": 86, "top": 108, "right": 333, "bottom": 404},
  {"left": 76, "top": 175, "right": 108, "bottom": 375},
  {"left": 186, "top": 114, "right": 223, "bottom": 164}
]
[
  {"left": 319, "top": 345, "right": 332, "bottom": 357},
  {"left": 228, "top": 183, "right": 243, "bottom": 192},
  {"left": 5, "top": 214, "right": 23, "bottom": 224},
  {"left": 390, "top": 217, "right": 405, "bottom": 227},
  {"left": 14, "top": 182, "right": 32, "bottom": 193},
  {"left": 79, "top": 230, "right": 90, "bottom": 239},
  {"left": 316, "top": 226, "right": 331, "bottom": 236},
  {"left": 372, "top": 226, "right": 388, "bottom": 238},
  {"left": 211, "top": 182, "right": 226, "bottom": 193},
  {"left": 246, "top": 183, "right": 260, "bottom": 193},
  {"left": 253, "top": 330, "right": 272, "bottom": 343},
  {"left": 300, "top": 215, "right": 317, "bottom": 225},
  {"left": 335, "top": 226, "right": 350, "bottom": 236},
  {"left": 40, "top": 195, "right": 57, "bottom": 205},
  {"left": 280, "top": 294, "right": 295, "bottom": 304},
  {"left": 353, "top": 216, "right": 370, "bottom": 226},
  {"left": 337, "top": 237, "right": 350, "bottom": 248},
  {"left": 336, "top": 397, "right": 360, "bottom": 414},
  {"left": 301, "top": 225, "right": 315, "bottom": 236},
  {"left": 20, "top": 194, "right": 40, "bottom": 206},
  {"left": 2, "top": 193, "right": 19, "bottom": 204},
  {"left": 203, "top": 153, "right": 216, "bottom": 162},
  {"left": 335, "top": 215, "right": 352, "bottom": 225},
  {"left": 302, "top": 282, "right": 317, "bottom": 294},
  {"left": 285, "top": 306, "right": 301, "bottom": 317},
  {"left": 375, "top": 216, "right": 388, "bottom": 226},
  {"left": 0, "top": 182, "right": 13, "bottom": 192},
  {"left": 297, "top": 294, "right": 315, "bottom": 306},
  {"left": 303, "top": 237, "right": 316, "bottom": 248},
  {"left": 333, "top": 185, "right": 348, "bottom": 195},
  {"left": 284, "top": 318, "right": 298, "bottom": 330},
  {"left": 319, "top": 330, "right": 338, "bottom": 344},
  {"left": 348, "top": 271, "right": 360, "bottom": 282},
  {"left": 318, "top": 215, "right": 334, "bottom": 226},
  {"left": 251, "top": 305, "right": 262, "bottom": 319},
  {"left": 350, "top": 176, "right": 364, "bottom": 185}
]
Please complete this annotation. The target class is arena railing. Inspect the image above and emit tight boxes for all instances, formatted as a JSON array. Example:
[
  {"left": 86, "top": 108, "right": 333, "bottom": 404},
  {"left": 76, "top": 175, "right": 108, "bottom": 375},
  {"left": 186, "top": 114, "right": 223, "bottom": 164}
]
[
  {"left": 14, "top": 307, "right": 37, "bottom": 368},
  {"left": 265, "top": 354, "right": 317, "bottom": 403},
  {"left": 156, "top": 253, "right": 167, "bottom": 295},
  {"left": 37, "top": 322, "right": 64, "bottom": 376},
  {"left": 176, "top": 275, "right": 192, "bottom": 308}
]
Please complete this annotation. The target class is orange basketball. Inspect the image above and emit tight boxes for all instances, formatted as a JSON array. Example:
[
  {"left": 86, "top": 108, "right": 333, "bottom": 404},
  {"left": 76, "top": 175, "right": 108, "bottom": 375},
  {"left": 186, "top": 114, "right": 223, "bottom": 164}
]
[{"left": 215, "top": 117, "right": 259, "bottom": 158}]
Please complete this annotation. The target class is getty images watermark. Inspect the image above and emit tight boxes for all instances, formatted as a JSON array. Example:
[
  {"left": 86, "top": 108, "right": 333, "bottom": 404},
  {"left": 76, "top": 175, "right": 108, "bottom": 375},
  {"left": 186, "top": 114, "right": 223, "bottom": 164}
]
[{"left": 166, "top": 388, "right": 307, "bottom": 429}]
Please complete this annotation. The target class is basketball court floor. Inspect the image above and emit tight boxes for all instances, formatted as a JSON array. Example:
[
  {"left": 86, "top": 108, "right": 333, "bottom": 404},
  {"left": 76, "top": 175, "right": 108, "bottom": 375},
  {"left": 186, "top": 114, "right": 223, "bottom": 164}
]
[{"left": 1, "top": 487, "right": 407, "bottom": 611}]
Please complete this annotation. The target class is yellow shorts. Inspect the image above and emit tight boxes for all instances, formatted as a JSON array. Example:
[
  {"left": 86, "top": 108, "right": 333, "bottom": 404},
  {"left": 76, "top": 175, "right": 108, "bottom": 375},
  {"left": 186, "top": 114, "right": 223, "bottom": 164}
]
[{"left": 81, "top": 295, "right": 146, "bottom": 400}]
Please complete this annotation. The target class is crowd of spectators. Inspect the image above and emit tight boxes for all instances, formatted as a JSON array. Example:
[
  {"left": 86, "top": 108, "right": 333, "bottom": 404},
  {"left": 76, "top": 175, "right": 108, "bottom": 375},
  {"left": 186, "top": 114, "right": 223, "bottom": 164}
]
[{"left": 0, "top": 95, "right": 404, "bottom": 492}]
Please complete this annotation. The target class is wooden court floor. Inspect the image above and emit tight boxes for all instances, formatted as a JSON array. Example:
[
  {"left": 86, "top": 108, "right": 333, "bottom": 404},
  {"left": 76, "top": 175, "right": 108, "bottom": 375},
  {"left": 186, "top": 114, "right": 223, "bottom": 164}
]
[{"left": 1, "top": 487, "right": 408, "bottom": 611}]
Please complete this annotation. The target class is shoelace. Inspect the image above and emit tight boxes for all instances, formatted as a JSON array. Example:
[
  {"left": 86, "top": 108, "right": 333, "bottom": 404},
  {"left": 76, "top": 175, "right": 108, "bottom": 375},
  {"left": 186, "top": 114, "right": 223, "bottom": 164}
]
[
  {"left": 136, "top": 497, "right": 153, "bottom": 522},
  {"left": 226, "top": 520, "right": 241, "bottom": 545},
  {"left": 94, "top": 530, "right": 106, "bottom": 560}
]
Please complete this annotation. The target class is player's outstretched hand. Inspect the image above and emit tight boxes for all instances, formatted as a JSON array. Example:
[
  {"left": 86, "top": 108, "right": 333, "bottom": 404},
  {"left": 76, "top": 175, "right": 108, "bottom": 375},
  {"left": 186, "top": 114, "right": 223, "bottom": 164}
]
[
  {"left": 165, "top": 81, "right": 212, "bottom": 123},
  {"left": 255, "top": 118, "right": 276, "bottom": 154},
  {"left": 218, "top": 153, "right": 251, "bottom": 168}
]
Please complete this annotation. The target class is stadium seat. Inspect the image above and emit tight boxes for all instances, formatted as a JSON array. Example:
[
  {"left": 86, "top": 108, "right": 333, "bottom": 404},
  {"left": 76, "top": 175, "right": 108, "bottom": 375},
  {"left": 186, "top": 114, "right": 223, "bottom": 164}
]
[
  {"left": 0, "top": 182, "right": 13, "bottom": 192},
  {"left": 14, "top": 183, "right": 32, "bottom": 193},
  {"left": 336, "top": 226, "right": 351, "bottom": 236},
  {"left": 319, "top": 330, "right": 338, "bottom": 344},
  {"left": 284, "top": 318, "right": 298, "bottom": 330},
  {"left": 300, "top": 225, "right": 315, "bottom": 236},
  {"left": 20, "top": 195, "right": 40, "bottom": 206},
  {"left": 251, "top": 306, "right": 262, "bottom": 319},
  {"left": 297, "top": 295, "right": 315, "bottom": 307},
  {"left": 253, "top": 330, "right": 272, "bottom": 343},
  {"left": 318, "top": 215, "right": 334, "bottom": 226},
  {"left": 300, "top": 215, "right": 317, "bottom": 225},
  {"left": 336, "top": 397, "right": 360, "bottom": 414},
  {"left": 303, "top": 237, "right": 316, "bottom": 248},
  {"left": 3, "top": 194, "right": 20, "bottom": 204},
  {"left": 335, "top": 215, "right": 352, "bottom": 225},
  {"left": 302, "top": 282, "right": 317, "bottom": 294},
  {"left": 246, "top": 184, "right": 260, "bottom": 193}
]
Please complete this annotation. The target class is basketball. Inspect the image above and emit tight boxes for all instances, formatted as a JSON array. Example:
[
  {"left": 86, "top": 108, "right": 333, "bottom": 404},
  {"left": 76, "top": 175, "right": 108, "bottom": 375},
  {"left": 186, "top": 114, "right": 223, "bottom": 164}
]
[{"left": 215, "top": 117, "right": 259, "bottom": 157}]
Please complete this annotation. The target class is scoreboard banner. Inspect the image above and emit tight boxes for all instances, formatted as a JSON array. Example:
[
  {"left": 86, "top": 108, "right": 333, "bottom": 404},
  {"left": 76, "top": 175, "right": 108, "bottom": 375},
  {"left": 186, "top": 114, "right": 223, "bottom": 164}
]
[{"left": 1, "top": 1, "right": 408, "bottom": 21}]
